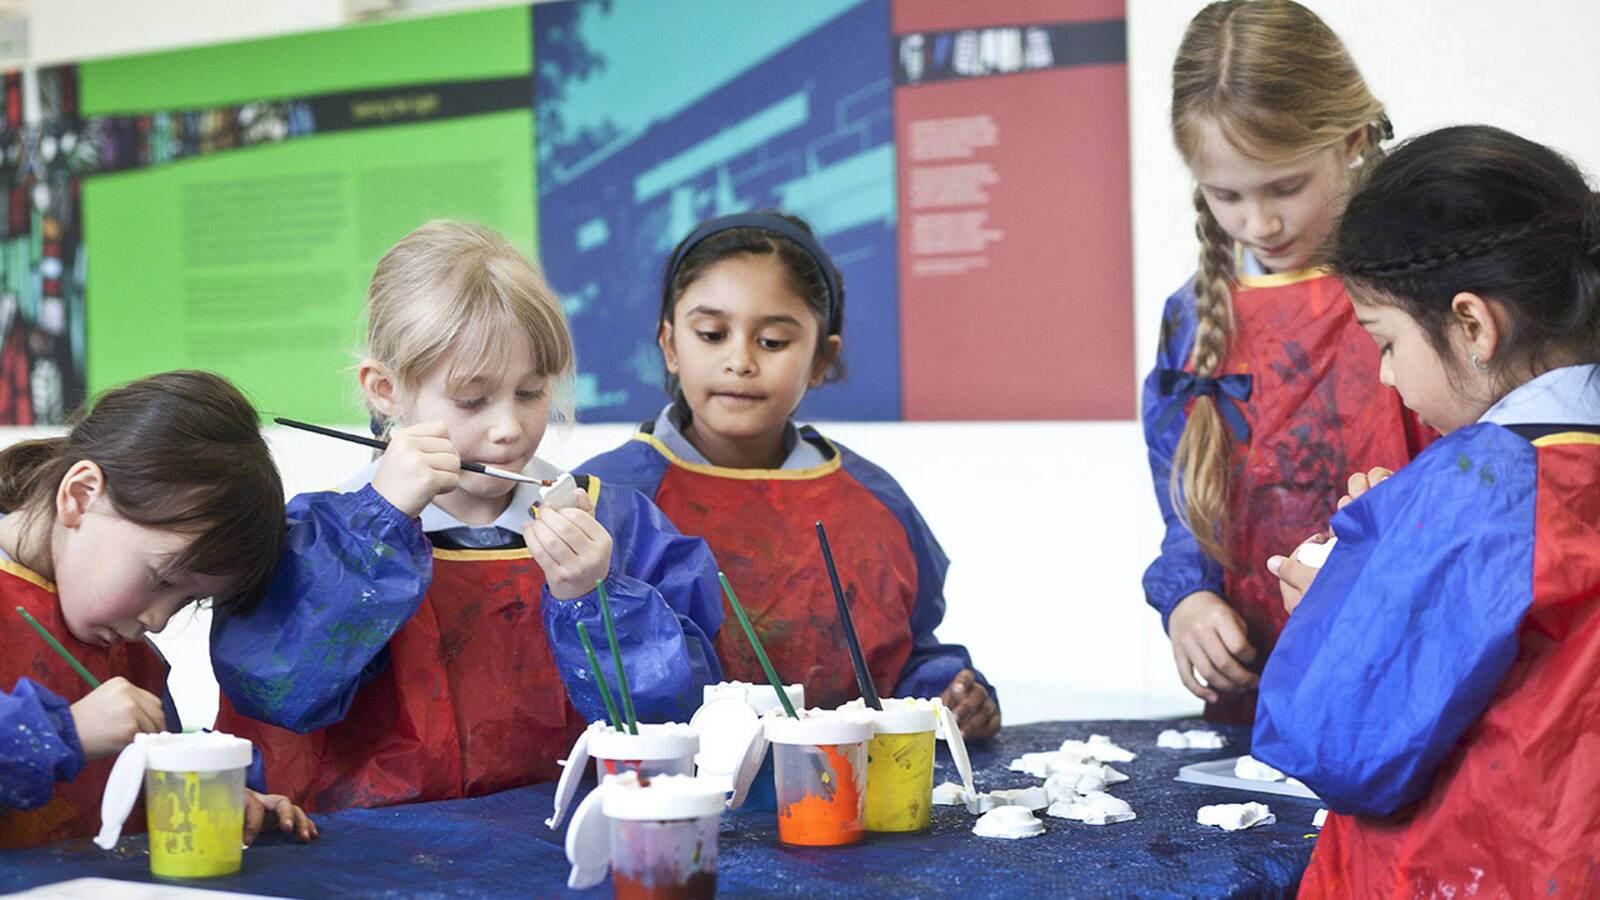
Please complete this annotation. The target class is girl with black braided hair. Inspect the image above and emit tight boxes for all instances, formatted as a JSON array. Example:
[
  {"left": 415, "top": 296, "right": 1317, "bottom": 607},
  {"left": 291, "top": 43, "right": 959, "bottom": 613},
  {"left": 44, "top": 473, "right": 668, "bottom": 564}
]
[
  {"left": 1143, "top": 0, "right": 1431, "bottom": 724},
  {"left": 1254, "top": 125, "right": 1600, "bottom": 896}
]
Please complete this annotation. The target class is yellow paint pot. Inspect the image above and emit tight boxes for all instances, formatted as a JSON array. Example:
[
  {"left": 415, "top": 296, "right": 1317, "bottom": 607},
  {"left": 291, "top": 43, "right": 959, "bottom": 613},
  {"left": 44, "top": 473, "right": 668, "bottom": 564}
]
[
  {"left": 95, "top": 731, "right": 252, "bottom": 878},
  {"left": 145, "top": 766, "right": 247, "bottom": 878},
  {"left": 858, "top": 700, "right": 938, "bottom": 833}
]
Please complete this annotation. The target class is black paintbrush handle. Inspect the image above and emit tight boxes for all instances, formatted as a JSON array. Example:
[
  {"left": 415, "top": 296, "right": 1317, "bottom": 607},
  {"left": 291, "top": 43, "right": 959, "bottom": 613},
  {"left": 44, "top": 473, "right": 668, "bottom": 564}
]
[
  {"left": 816, "top": 520, "right": 883, "bottom": 710},
  {"left": 273, "top": 417, "right": 495, "bottom": 476}
]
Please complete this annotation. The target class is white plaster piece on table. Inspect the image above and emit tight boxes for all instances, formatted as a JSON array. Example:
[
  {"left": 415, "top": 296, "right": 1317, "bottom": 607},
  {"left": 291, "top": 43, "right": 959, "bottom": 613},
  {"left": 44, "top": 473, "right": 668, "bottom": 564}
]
[
  {"left": 1009, "top": 751, "right": 1127, "bottom": 784},
  {"left": 1293, "top": 535, "right": 1338, "bottom": 569},
  {"left": 1046, "top": 791, "right": 1136, "bottom": 826},
  {"left": 964, "top": 785, "right": 1049, "bottom": 815},
  {"left": 972, "top": 806, "right": 1046, "bottom": 839},
  {"left": 539, "top": 473, "right": 581, "bottom": 511},
  {"left": 932, "top": 781, "right": 969, "bottom": 806},
  {"left": 1233, "top": 754, "right": 1287, "bottom": 783},
  {"left": 1197, "top": 802, "right": 1276, "bottom": 831},
  {"left": 1313, "top": 808, "right": 1328, "bottom": 828},
  {"left": 1056, "top": 734, "right": 1137, "bottom": 763},
  {"left": 1157, "top": 729, "right": 1229, "bottom": 750},
  {"left": 1044, "top": 769, "right": 1107, "bottom": 801}
]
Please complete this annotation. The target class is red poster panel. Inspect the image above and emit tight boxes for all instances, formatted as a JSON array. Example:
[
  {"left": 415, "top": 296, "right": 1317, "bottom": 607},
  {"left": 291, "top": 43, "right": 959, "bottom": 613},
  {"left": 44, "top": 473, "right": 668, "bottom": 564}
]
[{"left": 893, "top": 1, "right": 1134, "bottom": 420}]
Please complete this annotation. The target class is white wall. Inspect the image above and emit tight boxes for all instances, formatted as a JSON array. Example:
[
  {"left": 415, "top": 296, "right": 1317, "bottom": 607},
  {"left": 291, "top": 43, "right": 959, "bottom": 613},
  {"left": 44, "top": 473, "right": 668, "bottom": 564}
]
[{"left": 11, "top": 1, "right": 1600, "bottom": 730}]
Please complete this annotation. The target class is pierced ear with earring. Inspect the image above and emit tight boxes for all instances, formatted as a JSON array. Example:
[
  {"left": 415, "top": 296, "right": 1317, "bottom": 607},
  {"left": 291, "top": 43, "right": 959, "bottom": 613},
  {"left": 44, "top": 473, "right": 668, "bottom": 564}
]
[{"left": 1471, "top": 354, "right": 1488, "bottom": 371}]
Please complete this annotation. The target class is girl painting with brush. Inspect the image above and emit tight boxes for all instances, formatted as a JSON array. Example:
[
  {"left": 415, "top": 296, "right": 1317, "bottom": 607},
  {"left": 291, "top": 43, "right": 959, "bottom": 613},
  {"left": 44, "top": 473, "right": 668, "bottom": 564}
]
[
  {"left": 210, "top": 221, "right": 724, "bottom": 812},
  {"left": 583, "top": 212, "right": 1000, "bottom": 739},
  {"left": 0, "top": 371, "right": 315, "bottom": 847}
]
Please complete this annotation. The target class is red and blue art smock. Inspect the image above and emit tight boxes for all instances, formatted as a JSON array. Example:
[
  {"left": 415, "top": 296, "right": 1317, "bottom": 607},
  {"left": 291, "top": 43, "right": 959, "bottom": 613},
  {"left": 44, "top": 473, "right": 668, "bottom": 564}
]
[
  {"left": 583, "top": 410, "right": 992, "bottom": 711},
  {"left": 1141, "top": 263, "right": 1430, "bottom": 722},
  {"left": 1253, "top": 364, "right": 1600, "bottom": 897},
  {"left": 0, "top": 560, "right": 177, "bottom": 847},
  {"left": 210, "top": 460, "right": 723, "bottom": 812}
]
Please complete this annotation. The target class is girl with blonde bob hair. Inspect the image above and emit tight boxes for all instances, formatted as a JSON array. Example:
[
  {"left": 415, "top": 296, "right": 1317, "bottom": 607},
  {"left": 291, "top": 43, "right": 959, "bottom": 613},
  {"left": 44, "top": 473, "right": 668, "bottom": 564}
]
[
  {"left": 212, "top": 220, "right": 724, "bottom": 812},
  {"left": 1140, "top": 0, "right": 1430, "bottom": 723}
]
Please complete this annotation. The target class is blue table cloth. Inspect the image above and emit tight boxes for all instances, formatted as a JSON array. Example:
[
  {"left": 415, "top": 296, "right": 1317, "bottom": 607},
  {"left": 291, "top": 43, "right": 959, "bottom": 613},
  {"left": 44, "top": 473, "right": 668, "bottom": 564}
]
[{"left": 0, "top": 720, "right": 1323, "bottom": 897}]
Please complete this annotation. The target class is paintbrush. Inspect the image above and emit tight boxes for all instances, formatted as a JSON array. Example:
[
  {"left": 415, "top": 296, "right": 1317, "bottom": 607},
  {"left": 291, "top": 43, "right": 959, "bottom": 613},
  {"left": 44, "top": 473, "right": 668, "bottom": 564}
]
[
  {"left": 15, "top": 606, "right": 99, "bottom": 689},
  {"left": 274, "top": 417, "right": 553, "bottom": 486},
  {"left": 815, "top": 521, "right": 882, "bottom": 710}
]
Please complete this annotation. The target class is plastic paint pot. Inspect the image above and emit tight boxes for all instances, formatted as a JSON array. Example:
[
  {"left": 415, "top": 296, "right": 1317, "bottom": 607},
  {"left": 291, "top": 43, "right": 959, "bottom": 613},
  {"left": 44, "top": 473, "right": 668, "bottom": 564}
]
[
  {"left": 857, "top": 700, "right": 938, "bottom": 832},
  {"left": 695, "top": 681, "right": 804, "bottom": 812},
  {"left": 589, "top": 723, "right": 699, "bottom": 781},
  {"left": 764, "top": 713, "right": 872, "bottom": 847},
  {"left": 602, "top": 774, "right": 724, "bottom": 900},
  {"left": 96, "top": 732, "right": 253, "bottom": 878}
]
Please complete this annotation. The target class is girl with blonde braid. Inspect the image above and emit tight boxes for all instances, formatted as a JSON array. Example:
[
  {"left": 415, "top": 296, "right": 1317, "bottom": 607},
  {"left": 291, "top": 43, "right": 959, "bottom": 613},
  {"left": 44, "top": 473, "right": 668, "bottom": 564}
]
[{"left": 1141, "top": 0, "right": 1430, "bottom": 722}]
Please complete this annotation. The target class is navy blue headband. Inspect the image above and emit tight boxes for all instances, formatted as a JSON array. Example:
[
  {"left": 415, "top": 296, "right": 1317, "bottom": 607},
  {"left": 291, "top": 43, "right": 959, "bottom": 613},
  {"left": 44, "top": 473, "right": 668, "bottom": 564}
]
[{"left": 663, "top": 212, "right": 844, "bottom": 336}]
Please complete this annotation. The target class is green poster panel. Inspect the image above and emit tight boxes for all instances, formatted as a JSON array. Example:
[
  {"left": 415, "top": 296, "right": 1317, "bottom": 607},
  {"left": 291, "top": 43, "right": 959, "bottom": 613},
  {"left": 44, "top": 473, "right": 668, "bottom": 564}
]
[{"left": 79, "top": 6, "right": 535, "bottom": 423}]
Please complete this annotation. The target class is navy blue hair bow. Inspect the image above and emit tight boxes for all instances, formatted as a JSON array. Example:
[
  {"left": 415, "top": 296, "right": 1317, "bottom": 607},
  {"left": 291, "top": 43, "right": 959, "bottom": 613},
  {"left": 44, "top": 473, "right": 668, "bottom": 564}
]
[{"left": 1156, "top": 370, "right": 1253, "bottom": 444}]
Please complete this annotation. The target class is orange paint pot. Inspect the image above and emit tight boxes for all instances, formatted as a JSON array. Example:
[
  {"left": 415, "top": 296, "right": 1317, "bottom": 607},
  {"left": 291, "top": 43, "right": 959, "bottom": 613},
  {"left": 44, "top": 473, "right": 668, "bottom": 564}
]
[{"left": 764, "top": 714, "right": 873, "bottom": 847}]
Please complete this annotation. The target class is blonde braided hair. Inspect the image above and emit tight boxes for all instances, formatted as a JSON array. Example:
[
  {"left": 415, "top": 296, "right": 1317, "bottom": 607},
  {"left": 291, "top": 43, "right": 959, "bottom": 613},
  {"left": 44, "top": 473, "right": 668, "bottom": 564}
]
[{"left": 1169, "top": 0, "right": 1389, "bottom": 565}]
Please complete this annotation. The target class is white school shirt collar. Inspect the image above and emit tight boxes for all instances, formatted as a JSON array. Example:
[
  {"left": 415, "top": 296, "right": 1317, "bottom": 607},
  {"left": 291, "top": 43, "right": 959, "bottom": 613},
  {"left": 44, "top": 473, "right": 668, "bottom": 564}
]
[
  {"left": 649, "top": 404, "right": 828, "bottom": 471},
  {"left": 1477, "top": 363, "right": 1600, "bottom": 428}
]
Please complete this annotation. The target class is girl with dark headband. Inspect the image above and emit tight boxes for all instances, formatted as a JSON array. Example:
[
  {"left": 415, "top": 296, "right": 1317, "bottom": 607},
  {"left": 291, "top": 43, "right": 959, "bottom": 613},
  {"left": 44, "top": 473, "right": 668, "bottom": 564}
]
[{"left": 583, "top": 212, "right": 1000, "bottom": 738}]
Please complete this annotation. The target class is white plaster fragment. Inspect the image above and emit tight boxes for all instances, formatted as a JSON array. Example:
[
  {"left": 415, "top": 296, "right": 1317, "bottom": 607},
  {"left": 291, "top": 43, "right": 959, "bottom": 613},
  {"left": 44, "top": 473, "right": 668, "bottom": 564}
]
[
  {"left": 1197, "top": 802, "right": 1276, "bottom": 831},
  {"left": 1293, "top": 535, "right": 1339, "bottom": 569},
  {"left": 1044, "top": 769, "right": 1107, "bottom": 802},
  {"left": 1233, "top": 754, "right": 1287, "bottom": 783},
  {"left": 1056, "top": 734, "right": 1137, "bottom": 763},
  {"left": 965, "top": 786, "right": 1049, "bottom": 815},
  {"left": 972, "top": 806, "right": 1046, "bottom": 839},
  {"left": 932, "top": 781, "right": 969, "bottom": 806},
  {"left": 1313, "top": 809, "right": 1328, "bottom": 828},
  {"left": 539, "top": 473, "right": 581, "bottom": 511},
  {"left": 1046, "top": 791, "right": 1137, "bottom": 826},
  {"left": 1157, "top": 729, "right": 1229, "bottom": 750}
]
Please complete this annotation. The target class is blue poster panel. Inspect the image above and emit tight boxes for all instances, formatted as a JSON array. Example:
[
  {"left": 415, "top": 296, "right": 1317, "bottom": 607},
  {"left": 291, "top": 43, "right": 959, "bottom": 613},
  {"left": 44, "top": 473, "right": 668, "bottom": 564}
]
[{"left": 534, "top": 0, "right": 900, "bottom": 423}]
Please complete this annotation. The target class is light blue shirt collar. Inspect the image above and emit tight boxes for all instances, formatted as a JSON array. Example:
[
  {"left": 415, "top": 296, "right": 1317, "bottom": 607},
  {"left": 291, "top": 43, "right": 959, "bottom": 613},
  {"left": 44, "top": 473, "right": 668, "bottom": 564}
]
[
  {"left": 1478, "top": 363, "right": 1600, "bottom": 428},
  {"left": 650, "top": 404, "right": 828, "bottom": 470}
]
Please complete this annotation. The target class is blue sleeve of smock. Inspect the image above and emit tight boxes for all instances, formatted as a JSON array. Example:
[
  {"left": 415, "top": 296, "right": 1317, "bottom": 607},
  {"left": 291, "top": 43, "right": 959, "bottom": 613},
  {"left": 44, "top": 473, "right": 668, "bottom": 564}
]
[
  {"left": 834, "top": 447, "right": 996, "bottom": 706},
  {"left": 1251, "top": 424, "right": 1537, "bottom": 817},
  {"left": 1141, "top": 281, "right": 1225, "bottom": 629},
  {"left": 210, "top": 485, "right": 433, "bottom": 734},
  {"left": 0, "top": 679, "right": 85, "bottom": 810},
  {"left": 543, "top": 483, "right": 724, "bottom": 725}
]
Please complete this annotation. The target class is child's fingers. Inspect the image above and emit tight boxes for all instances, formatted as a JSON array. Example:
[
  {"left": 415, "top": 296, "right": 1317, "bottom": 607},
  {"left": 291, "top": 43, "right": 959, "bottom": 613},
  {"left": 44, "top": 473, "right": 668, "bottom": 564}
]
[
  {"left": 1273, "top": 556, "right": 1319, "bottom": 594},
  {"left": 949, "top": 685, "right": 985, "bottom": 722},
  {"left": 402, "top": 420, "right": 451, "bottom": 440},
  {"left": 269, "top": 796, "right": 296, "bottom": 833},
  {"left": 552, "top": 507, "right": 609, "bottom": 544},
  {"left": 242, "top": 795, "right": 265, "bottom": 845},
  {"left": 1172, "top": 645, "right": 1219, "bottom": 704},
  {"left": 1214, "top": 615, "right": 1258, "bottom": 665},
  {"left": 131, "top": 689, "right": 165, "bottom": 735},
  {"left": 573, "top": 488, "right": 595, "bottom": 514},
  {"left": 523, "top": 524, "right": 572, "bottom": 574},
  {"left": 1194, "top": 633, "right": 1256, "bottom": 692},
  {"left": 961, "top": 705, "right": 1000, "bottom": 740},
  {"left": 538, "top": 510, "right": 597, "bottom": 553}
]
